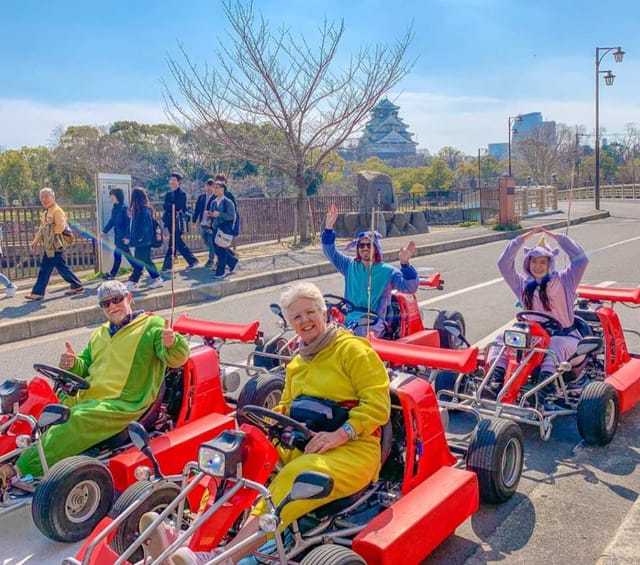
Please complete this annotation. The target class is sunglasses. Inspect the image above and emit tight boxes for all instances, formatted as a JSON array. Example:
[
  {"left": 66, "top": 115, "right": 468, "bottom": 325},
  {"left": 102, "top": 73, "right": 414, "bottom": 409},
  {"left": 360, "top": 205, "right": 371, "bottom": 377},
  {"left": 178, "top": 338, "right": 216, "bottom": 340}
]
[
  {"left": 358, "top": 243, "right": 372, "bottom": 249},
  {"left": 99, "top": 294, "right": 126, "bottom": 309}
]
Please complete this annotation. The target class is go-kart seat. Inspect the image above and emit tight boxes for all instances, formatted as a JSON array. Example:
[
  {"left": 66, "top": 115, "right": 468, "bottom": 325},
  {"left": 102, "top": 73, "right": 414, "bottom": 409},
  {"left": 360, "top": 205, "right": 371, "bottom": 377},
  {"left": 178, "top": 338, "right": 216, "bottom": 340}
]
[
  {"left": 87, "top": 380, "right": 166, "bottom": 452},
  {"left": 308, "top": 419, "right": 393, "bottom": 520},
  {"left": 573, "top": 315, "right": 593, "bottom": 337}
]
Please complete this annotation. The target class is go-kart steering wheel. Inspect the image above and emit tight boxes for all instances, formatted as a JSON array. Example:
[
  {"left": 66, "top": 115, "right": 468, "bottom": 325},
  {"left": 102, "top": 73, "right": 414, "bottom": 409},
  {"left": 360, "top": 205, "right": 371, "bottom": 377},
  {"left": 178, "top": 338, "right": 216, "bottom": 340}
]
[
  {"left": 239, "top": 405, "right": 312, "bottom": 450},
  {"left": 323, "top": 294, "right": 355, "bottom": 316},
  {"left": 33, "top": 363, "right": 90, "bottom": 394},
  {"left": 516, "top": 311, "right": 563, "bottom": 334}
]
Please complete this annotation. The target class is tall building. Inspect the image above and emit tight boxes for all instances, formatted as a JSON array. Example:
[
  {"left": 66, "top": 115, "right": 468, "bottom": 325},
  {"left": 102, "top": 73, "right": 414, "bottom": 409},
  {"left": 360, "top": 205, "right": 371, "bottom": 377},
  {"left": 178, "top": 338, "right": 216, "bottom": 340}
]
[
  {"left": 341, "top": 98, "right": 422, "bottom": 166},
  {"left": 488, "top": 112, "right": 557, "bottom": 160}
]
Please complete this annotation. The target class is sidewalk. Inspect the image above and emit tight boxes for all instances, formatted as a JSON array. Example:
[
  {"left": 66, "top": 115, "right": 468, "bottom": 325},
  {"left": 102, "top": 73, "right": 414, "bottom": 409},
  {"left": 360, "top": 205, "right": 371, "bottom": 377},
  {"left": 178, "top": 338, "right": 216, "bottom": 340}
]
[{"left": 0, "top": 202, "right": 608, "bottom": 346}]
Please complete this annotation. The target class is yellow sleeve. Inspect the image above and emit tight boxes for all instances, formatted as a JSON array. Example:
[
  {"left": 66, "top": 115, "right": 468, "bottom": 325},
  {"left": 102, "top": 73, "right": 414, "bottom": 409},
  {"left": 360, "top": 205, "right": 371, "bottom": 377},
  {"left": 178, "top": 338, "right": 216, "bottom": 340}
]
[
  {"left": 340, "top": 339, "right": 391, "bottom": 438},
  {"left": 52, "top": 206, "right": 67, "bottom": 235}
]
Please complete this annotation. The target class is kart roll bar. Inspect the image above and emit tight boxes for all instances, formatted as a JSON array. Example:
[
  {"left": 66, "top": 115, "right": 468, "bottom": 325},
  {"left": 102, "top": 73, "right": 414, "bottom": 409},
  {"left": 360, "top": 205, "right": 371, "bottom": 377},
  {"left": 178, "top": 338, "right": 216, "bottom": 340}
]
[
  {"left": 369, "top": 335, "right": 479, "bottom": 374},
  {"left": 173, "top": 313, "right": 260, "bottom": 342},
  {"left": 577, "top": 285, "right": 640, "bottom": 304}
]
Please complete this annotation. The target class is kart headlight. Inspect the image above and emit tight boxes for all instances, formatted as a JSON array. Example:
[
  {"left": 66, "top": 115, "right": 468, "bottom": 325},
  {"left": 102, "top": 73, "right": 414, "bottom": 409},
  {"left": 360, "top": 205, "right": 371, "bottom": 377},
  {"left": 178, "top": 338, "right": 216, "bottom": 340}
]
[
  {"left": 198, "top": 429, "right": 246, "bottom": 478},
  {"left": 504, "top": 329, "right": 529, "bottom": 349},
  {"left": 134, "top": 465, "right": 152, "bottom": 481},
  {"left": 258, "top": 513, "right": 279, "bottom": 533},
  {"left": 15, "top": 434, "right": 31, "bottom": 449}
]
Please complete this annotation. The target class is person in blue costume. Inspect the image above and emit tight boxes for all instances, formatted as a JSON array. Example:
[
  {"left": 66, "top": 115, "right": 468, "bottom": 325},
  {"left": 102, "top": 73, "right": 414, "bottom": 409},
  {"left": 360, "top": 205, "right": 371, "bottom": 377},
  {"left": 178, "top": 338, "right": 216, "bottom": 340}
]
[{"left": 322, "top": 204, "right": 418, "bottom": 336}]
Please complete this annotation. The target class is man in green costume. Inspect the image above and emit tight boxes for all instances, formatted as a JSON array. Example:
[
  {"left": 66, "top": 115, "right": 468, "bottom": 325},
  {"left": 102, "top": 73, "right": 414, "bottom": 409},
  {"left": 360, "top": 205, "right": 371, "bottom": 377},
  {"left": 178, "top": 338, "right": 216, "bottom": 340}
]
[{"left": 0, "top": 280, "right": 189, "bottom": 484}]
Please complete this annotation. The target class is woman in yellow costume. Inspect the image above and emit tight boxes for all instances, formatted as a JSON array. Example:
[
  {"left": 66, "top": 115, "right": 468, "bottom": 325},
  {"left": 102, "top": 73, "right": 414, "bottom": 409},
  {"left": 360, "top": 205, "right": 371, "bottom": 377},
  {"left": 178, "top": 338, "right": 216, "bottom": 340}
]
[{"left": 141, "top": 281, "right": 391, "bottom": 565}]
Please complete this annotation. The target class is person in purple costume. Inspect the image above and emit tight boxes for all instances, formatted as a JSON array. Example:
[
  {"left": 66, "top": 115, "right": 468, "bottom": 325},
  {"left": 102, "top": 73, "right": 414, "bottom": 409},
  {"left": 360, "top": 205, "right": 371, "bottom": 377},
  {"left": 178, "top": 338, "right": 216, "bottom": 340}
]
[{"left": 488, "top": 226, "right": 589, "bottom": 385}]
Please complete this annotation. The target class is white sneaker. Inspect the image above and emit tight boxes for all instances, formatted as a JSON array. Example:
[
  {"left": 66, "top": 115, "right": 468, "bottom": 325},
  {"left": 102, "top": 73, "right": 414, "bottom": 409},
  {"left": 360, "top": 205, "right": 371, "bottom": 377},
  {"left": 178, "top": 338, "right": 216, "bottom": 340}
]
[
  {"left": 5, "top": 286, "right": 17, "bottom": 298},
  {"left": 126, "top": 281, "right": 138, "bottom": 292},
  {"left": 149, "top": 278, "right": 164, "bottom": 289}
]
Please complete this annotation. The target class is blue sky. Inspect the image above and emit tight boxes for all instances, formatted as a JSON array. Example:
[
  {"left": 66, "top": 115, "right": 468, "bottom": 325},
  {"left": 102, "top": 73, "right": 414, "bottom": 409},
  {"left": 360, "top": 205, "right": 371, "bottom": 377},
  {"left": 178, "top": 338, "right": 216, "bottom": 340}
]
[{"left": 2, "top": 0, "right": 639, "bottom": 155}]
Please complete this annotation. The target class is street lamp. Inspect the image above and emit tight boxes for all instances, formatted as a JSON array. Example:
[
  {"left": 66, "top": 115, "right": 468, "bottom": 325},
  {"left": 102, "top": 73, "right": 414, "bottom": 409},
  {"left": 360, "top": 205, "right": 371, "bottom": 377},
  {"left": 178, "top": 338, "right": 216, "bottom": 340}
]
[
  {"left": 595, "top": 46, "right": 624, "bottom": 210},
  {"left": 508, "top": 114, "right": 522, "bottom": 178}
]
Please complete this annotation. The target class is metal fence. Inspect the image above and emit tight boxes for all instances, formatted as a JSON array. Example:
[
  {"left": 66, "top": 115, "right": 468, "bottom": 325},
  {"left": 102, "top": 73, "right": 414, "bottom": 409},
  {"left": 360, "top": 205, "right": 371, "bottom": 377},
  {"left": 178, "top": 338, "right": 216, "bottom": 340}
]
[{"left": 1, "top": 192, "right": 502, "bottom": 281}]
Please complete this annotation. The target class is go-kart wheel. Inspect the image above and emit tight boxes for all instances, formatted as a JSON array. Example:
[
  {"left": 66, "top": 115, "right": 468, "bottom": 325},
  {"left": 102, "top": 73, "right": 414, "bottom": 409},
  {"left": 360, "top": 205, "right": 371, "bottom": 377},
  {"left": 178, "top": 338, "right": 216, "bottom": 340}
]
[
  {"left": 239, "top": 405, "right": 312, "bottom": 448},
  {"left": 109, "top": 480, "right": 184, "bottom": 563},
  {"left": 434, "top": 310, "right": 466, "bottom": 349},
  {"left": 466, "top": 418, "right": 524, "bottom": 504},
  {"left": 236, "top": 373, "right": 285, "bottom": 426},
  {"left": 516, "top": 311, "right": 563, "bottom": 334},
  {"left": 32, "top": 455, "right": 114, "bottom": 542},
  {"left": 253, "top": 337, "right": 291, "bottom": 369},
  {"left": 577, "top": 381, "right": 619, "bottom": 445},
  {"left": 300, "top": 544, "right": 367, "bottom": 565},
  {"left": 33, "top": 363, "right": 90, "bottom": 392}
]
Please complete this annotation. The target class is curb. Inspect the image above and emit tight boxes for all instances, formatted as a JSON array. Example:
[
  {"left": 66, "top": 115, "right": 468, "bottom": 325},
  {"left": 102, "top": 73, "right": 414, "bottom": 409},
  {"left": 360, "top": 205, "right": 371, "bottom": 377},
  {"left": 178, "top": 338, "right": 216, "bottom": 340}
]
[{"left": 0, "top": 211, "right": 609, "bottom": 345}]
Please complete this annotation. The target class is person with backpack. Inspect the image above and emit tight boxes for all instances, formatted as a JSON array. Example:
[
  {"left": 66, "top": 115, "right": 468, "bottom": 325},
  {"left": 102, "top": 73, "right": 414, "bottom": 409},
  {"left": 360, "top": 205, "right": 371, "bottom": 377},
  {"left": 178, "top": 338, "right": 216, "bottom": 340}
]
[
  {"left": 101, "top": 187, "right": 131, "bottom": 280},
  {"left": 214, "top": 174, "right": 239, "bottom": 273},
  {"left": 192, "top": 179, "right": 217, "bottom": 268},
  {"left": 0, "top": 223, "right": 18, "bottom": 298},
  {"left": 124, "top": 187, "right": 163, "bottom": 291},
  {"left": 161, "top": 172, "right": 199, "bottom": 272}
]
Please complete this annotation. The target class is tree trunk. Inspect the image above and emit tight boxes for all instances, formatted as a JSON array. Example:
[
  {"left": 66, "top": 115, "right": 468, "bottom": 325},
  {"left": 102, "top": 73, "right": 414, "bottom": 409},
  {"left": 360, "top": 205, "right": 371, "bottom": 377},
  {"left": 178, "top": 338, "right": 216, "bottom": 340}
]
[{"left": 296, "top": 191, "right": 310, "bottom": 243}]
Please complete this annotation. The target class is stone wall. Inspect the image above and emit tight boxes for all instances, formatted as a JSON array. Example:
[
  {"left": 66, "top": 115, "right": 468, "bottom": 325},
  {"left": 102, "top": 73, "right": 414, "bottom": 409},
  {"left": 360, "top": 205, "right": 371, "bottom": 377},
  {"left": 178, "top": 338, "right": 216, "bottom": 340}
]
[{"left": 332, "top": 210, "right": 430, "bottom": 238}]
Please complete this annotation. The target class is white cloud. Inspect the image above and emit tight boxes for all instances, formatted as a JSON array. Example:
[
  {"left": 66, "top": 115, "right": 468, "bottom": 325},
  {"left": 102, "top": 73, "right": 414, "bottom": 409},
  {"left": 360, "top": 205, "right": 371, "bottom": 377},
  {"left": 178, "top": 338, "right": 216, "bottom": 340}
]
[{"left": 0, "top": 99, "right": 166, "bottom": 149}]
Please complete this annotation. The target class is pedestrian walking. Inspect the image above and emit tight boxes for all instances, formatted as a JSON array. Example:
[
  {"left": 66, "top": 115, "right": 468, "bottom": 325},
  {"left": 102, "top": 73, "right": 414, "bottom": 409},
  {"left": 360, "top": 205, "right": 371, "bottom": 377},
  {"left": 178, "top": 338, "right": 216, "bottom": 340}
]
[
  {"left": 0, "top": 223, "right": 18, "bottom": 298},
  {"left": 192, "top": 179, "right": 216, "bottom": 268},
  {"left": 214, "top": 174, "right": 239, "bottom": 273},
  {"left": 161, "top": 173, "right": 198, "bottom": 272},
  {"left": 25, "top": 188, "right": 84, "bottom": 300},
  {"left": 101, "top": 187, "right": 131, "bottom": 279},
  {"left": 125, "top": 187, "right": 164, "bottom": 291},
  {"left": 209, "top": 180, "right": 236, "bottom": 279}
]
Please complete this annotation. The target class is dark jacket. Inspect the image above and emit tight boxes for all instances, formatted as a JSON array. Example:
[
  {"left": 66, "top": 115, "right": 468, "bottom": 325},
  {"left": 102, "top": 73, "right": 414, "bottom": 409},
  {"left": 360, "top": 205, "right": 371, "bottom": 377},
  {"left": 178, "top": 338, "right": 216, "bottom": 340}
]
[
  {"left": 192, "top": 193, "right": 214, "bottom": 225},
  {"left": 210, "top": 196, "right": 236, "bottom": 235},
  {"left": 162, "top": 187, "right": 187, "bottom": 230},
  {"left": 130, "top": 207, "right": 154, "bottom": 247},
  {"left": 103, "top": 203, "right": 130, "bottom": 243},
  {"left": 224, "top": 188, "right": 241, "bottom": 236}
]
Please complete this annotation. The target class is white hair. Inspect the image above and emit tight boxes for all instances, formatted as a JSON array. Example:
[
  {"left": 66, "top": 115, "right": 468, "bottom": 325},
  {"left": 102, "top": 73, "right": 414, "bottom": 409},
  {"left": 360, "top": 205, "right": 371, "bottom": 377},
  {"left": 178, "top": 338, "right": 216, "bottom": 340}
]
[
  {"left": 39, "top": 187, "right": 55, "bottom": 198},
  {"left": 280, "top": 282, "right": 327, "bottom": 322}
]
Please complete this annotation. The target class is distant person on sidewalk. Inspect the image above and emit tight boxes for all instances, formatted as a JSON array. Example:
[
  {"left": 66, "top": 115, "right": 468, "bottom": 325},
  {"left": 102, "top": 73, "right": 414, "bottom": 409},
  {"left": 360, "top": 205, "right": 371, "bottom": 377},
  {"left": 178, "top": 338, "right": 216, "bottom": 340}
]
[
  {"left": 322, "top": 203, "right": 418, "bottom": 337},
  {"left": 214, "top": 174, "right": 240, "bottom": 273},
  {"left": 161, "top": 172, "right": 199, "bottom": 272},
  {"left": 209, "top": 179, "right": 237, "bottom": 279},
  {"left": 0, "top": 280, "right": 189, "bottom": 483},
  {"left": 124, "top": 187, "right": 164, "bottom": 291},
  {"left": 25, "top": 188, "right": 84, "bottom": 301},
  {"left": 0, "top": 223, "right": 18, "bottom": 298},
  {"left": 101, "top": 187, "right": 131, "bottom": 279},
  {"left": 192, "top": 179, "right": 217, "bottom": 268}
]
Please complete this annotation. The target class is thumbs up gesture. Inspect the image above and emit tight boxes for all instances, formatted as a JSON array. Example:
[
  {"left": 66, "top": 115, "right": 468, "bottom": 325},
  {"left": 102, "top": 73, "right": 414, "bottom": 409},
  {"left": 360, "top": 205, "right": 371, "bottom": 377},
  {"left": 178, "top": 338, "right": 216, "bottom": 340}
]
[
  {"left": 162, "top": 319, "right": 176, "bottom": 348},
  {"left": 60, "top": 341, "right": 76, "bottom": 370}
]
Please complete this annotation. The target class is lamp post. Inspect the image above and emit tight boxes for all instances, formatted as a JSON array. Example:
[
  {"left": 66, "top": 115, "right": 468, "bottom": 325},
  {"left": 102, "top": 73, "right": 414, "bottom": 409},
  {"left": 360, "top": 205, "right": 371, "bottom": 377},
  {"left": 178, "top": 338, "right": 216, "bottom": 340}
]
[
  {"left": 508, "top": 114, "right": 522, "bottom": 178},
  {"left": 595, "top": 46, "right": 624, "bottom": 210}
]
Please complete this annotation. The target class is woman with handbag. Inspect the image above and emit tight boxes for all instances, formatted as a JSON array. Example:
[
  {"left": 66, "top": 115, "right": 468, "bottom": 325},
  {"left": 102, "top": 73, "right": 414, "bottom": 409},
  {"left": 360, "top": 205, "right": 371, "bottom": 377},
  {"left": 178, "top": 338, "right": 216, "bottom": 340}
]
[
  {"left": 208, "top": 180, "right": 236, "bottom": 280},
  {"left": 26, "top": 188, "right": 84, "bottom": 300}
]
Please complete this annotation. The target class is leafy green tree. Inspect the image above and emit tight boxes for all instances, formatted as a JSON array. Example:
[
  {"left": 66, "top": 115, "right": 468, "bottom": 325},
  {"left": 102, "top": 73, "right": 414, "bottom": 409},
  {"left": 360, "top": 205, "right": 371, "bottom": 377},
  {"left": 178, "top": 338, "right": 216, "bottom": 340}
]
[
  {"left": 437, "top": 146, "right": 464, "bottom": 171},
  {"left": 0, "top": 150, "right": 32, "bottom": 205},
  {"left": 423, "top": 158, "right": 453, "bottom": 190}
]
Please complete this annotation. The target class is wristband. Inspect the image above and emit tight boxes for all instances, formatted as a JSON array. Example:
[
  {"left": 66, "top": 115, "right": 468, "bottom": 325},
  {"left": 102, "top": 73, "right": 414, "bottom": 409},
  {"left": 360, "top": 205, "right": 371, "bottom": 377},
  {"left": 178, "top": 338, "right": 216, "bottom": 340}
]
[{"left": 341, "top": 422, "right": 357, "bottom": 441}]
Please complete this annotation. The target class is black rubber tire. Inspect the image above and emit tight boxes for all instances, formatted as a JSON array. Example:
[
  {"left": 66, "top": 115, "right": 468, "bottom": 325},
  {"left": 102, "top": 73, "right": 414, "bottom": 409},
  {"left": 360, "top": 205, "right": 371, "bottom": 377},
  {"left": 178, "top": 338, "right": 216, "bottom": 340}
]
[
  {"left": 253, "top": 337, "right": 290, "bottom": 369},
  {"left": 32, "top": 455, "right": 115, "bottom": 542},
  {"left": 109, "top": 480, "right": 182, "bottom": 563},
  {"left": 300, "top": 544, "right": 367, "bottom": 565},
  {"left": 434, "top": 310, "right": 466, "bottom": 349},
  {"left": 236, "top": 373, "right": 285, "bottom": 425},
  {"left": 433, "top": 370, "right": 459, "bottom": 402},
  {"left": 466, "top": 418, "right": 524, "bottom": 504},
  {"left": 577, "top": 381, "right": 620, "bottom": 446}
]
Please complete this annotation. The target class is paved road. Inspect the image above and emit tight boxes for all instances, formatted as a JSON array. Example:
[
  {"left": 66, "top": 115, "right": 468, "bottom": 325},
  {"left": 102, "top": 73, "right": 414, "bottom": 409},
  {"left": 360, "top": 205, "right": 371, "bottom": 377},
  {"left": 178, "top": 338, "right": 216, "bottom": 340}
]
[{"left": 1, "top": 201, "right": 640, "bottom": 564}]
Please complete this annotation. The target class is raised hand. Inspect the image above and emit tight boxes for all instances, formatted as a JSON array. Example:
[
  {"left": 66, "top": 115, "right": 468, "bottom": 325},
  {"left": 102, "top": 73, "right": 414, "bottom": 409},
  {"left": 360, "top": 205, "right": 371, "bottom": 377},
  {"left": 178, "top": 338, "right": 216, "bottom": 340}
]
[
  {"left": 325, "top": 204, "right": 339, "bottom": 230},
  {"left": 162, "top": 319, "right": 176, "bottom": 348},
  {"left": 399, "top": 241, "right": 416, "bottom": 265},
  {"left": 60, "top": 341, "right": 76, "bottom": 370}
]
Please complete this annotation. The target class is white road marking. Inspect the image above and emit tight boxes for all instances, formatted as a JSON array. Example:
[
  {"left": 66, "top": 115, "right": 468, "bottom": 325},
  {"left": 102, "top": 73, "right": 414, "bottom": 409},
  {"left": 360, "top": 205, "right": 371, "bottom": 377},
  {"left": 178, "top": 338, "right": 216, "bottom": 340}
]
[{"left": 419, "top": 277, "right": 504, "bottom": 306}]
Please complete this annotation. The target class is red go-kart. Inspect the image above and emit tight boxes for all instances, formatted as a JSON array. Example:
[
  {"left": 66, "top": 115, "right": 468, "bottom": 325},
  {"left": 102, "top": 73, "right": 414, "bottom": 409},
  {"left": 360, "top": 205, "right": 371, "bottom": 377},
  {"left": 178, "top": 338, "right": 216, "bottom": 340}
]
[
  {"left": 0, "top": 314, "right": 278, "bottom": 543},
  {"left": 67, "top": 339, "right": 523, "bottom": 565},
  {"left": 433, "top": 285, "right": 640, "bottom": 445}
]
